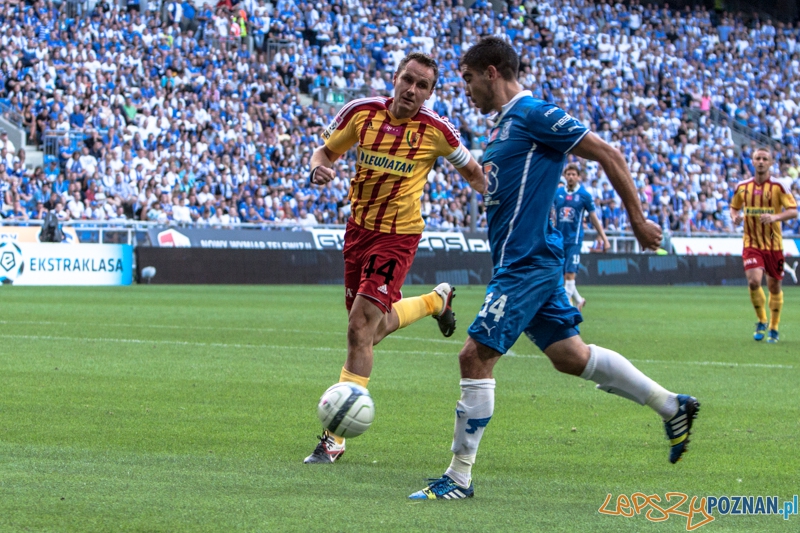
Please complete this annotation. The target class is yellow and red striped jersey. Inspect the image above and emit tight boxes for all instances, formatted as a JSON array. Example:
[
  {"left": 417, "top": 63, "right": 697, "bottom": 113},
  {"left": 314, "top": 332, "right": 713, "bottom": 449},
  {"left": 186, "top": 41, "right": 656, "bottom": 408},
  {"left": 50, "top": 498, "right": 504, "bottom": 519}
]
[
  {"left": 730, "top": 178, "right": 797, "bottom": 250},
  {"left": 323, "top": 97, "right": 470, "bottom": 234}
]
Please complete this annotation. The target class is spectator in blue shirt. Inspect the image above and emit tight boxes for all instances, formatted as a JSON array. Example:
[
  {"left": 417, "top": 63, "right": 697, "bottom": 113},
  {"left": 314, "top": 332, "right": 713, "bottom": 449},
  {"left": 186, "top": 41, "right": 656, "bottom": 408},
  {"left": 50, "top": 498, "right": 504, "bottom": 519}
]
[
  {"left": 181, "top": 1, "right": 197, "bottom": 33},
  {"left": 69, "top": 106, "right": 86, "bottom": 129}
]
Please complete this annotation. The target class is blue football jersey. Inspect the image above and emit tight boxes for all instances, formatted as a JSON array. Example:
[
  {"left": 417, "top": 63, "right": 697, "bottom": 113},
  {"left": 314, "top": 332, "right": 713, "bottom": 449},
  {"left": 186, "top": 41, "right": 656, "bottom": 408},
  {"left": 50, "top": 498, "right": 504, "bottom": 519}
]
[
  {"left": 554, "top": 185, "right": 595, "bottom": 245},
  {"left": 482, "top": 91, "right": 589, "bottom": 269}
]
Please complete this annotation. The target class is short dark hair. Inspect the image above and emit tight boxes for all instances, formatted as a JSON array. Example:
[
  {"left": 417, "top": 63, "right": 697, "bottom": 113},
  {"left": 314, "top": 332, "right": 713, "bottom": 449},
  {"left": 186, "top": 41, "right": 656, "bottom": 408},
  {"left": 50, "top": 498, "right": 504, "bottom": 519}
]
[
  {"left": 460, "top": 36, "right": 519, "bottom": 81},
  {"left": 395, "top": 52, "right": 439, "bottom": 88},
  {"left": 564, "top": 163, "right": 581, "bottom": 175}
]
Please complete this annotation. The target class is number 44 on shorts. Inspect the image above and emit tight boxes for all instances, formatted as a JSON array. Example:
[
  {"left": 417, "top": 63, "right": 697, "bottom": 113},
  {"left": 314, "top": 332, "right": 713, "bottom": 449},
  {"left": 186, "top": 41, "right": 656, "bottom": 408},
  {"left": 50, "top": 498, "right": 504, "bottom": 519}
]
[
  {"left": 478, "top": 292, "right": 507, "bottom": 322},
  {"left": 363, "top": 255, "right": 396, "bottom": 284}
]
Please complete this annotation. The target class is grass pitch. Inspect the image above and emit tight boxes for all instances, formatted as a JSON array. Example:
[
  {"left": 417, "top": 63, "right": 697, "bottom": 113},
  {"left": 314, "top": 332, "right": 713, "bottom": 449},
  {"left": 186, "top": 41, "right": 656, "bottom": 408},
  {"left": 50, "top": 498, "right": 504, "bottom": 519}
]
[{"left": 0, "top": 285, "right": 798, "bottom": 532}]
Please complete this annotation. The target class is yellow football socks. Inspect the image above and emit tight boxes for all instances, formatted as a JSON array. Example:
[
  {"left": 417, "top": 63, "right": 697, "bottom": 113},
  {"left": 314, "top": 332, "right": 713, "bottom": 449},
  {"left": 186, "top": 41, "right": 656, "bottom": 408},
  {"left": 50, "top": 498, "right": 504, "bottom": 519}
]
[
  {"left": 394, "top": 292, "right": 439, "bottom": 329},
  {"left": 749, "top": 287, "right": 768, "bottom": 323},
  {"left": 769, "top": 291, "right": 783, "bottom": 331},
  {"left": 339, "top": 366, "right": 370, "bottom": 389},
  {"left": 327, "top": 367, "right": 371, "bottom": 445}
]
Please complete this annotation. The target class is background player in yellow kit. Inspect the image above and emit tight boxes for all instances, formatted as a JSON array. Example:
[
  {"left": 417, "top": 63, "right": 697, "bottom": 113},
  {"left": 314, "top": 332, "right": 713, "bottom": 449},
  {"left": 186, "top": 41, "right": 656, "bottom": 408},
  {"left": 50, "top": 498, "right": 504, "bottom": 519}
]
[{"left": 730, "top": 148, "right": 798, "bottom": 343}]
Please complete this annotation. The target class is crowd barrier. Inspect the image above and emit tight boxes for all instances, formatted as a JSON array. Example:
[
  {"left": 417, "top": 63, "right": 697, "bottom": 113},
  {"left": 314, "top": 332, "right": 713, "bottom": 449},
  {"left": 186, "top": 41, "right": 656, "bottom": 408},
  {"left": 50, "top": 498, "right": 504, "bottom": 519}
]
[
  {"left": 134, "top": 247, "right": 768, "bottom": 287},
  {"left": 3, "top": 223, "right": 799, "bottom": 286}
]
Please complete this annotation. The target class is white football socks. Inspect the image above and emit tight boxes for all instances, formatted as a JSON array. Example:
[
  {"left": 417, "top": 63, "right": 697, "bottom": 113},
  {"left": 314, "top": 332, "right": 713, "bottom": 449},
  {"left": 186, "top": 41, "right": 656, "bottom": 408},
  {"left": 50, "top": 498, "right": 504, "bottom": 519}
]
[
  {"left": 572, "top": 284, "right": 584, "bottom": 304},
  {"left": 564, "top": 279, "right": 576, "bottom": 302},
  {"left": 445, "top": 378, "right": 495, "bottom": 488},
  {"left": 581, "top": 344, "right": 677, "bottom": 419}
]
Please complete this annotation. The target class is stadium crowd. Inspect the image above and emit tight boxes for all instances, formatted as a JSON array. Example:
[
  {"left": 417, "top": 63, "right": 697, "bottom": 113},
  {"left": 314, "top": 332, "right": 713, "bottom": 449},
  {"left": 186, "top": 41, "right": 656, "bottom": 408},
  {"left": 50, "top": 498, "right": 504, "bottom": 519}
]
[{"left": 1, "top": 0, "right": 800, "bottom": 235}]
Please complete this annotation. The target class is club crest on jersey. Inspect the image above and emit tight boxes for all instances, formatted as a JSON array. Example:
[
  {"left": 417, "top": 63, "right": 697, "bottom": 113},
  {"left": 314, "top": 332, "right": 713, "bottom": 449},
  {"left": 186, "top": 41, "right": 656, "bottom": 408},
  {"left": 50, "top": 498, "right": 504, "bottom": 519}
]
[
  {"left": 499, "top": 120, "right": 512, "bottom": 141},
  {"left": 406, "top": 130, "right": 422, "bottom": 148}
]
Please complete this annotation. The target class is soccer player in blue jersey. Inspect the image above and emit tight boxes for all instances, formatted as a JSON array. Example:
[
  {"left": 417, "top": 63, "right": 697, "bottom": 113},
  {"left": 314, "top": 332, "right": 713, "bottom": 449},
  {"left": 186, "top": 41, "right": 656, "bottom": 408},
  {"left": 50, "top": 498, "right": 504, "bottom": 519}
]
[
  {"left": 409, "top": 37, "right": 700, "bottom": 501},
  {"left": 553, "top": 163, "right": 610, "bottom": 309}
]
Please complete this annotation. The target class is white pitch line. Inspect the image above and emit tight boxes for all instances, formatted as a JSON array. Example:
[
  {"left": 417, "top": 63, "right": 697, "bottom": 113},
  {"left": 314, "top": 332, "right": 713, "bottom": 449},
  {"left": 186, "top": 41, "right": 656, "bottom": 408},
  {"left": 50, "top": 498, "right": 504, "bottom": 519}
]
[
  {"left": 504, "top": 353, "right": 793, "bottom": 370},
  {"left": 627, "top": 358, "right": 794, "bottom": 369},
  {"left": 0, "top": 319, "right": 323, "bottom": 335},
  {"left": 0, "top": 333, "right": 792, "bottom": 369},
  {"left": 0, "top": 320, "right": 463, "bottom": 345},
  {"left": 0, "top": 334, "right": 459, "bottom": 358}
]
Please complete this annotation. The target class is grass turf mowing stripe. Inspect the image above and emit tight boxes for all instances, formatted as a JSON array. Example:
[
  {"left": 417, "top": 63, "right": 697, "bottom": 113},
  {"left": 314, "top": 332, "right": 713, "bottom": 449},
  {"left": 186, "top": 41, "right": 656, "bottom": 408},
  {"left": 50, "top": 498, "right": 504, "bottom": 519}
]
[{"left": 0, "top": 333, "right": 793, "bottom": 369}]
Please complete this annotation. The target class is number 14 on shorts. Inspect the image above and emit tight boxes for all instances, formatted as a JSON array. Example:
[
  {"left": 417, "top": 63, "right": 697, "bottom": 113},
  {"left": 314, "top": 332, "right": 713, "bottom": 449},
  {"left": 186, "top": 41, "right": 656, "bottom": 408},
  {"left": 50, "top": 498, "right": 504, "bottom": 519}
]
[{"left": 478, "top": 292, "right": 507, "bottom": 322}]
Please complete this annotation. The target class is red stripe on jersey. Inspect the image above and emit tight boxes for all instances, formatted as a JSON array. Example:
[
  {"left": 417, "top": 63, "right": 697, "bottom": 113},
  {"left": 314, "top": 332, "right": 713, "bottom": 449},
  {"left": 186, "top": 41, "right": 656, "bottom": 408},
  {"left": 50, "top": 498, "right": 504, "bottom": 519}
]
[
  {"left": 353, "top": 114, "right": 390, "bottom": 220},
  {"left": 359, "top": 121, "right": 405, "bottom": 227},
  {"left": 360, "top": 110, "right": 378, "bottom": 146},
  {"left": 755, "top": 182, "right": 765, "bottom": 249},
  {"left": 762, "top": 184, "right": 775, "bottom": 250},
  {"left": 417, "top": 107, "right": 460, "bottom": 147},
  {"left": 334, "top": 97, "right": 388, "bottom": 132},
  {"left": 743, "top": 182, "right": 755, "bottom": 247},
  {"left": 389, "top": 210, "right": 400, "bottom": 234},
  {"left": 375, "top": 123, "right": 429, "bottom": 231},
  {"left": 351, "top": 109, "right": 380, "bottom": 214}
]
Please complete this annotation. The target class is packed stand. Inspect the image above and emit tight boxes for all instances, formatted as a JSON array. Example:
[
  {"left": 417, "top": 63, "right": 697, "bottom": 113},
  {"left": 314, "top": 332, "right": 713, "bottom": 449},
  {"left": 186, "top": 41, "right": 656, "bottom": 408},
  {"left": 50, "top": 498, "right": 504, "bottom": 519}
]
[{"left": 1, "top": 0, "right": 799, "bottom": 236}]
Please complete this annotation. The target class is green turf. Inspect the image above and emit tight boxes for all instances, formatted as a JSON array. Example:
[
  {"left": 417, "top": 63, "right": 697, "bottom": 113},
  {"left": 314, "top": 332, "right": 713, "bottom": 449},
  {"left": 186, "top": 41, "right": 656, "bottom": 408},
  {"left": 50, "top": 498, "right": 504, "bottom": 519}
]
[{"left": 0, "top": 285, "right": 798, "bottom": 532}]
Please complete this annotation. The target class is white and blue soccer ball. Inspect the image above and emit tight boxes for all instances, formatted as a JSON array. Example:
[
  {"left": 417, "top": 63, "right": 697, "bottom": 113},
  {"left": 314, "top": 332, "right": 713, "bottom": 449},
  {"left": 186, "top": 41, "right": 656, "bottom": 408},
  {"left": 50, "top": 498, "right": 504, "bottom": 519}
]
[
  {"left": 317, "top": 382, "right": 375, "bottom": 438},
  {"left": 0, "top": 241, "right": 24, "bottom": 284}
]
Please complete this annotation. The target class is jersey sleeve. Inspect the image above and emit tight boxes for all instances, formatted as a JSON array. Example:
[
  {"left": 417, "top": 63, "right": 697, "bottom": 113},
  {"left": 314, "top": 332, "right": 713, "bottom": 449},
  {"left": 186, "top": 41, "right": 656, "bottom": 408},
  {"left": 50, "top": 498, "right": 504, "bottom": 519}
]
[
  {"left": 322, "top": 107, "right": 360, "bottom": 155},
  {"left": 730, "top": 185, "right": 745, "bottom": 210},
  {"left": 527, "top": 104, "right": 589, "bottom": 154},
  {"left": 581, "top": 189, "right": 596, "bottom": 213},
  {"left": 553, "top": 189, "right": 564, "bottom": 207},
  {"left": 433, "top": 117, "right": 471, "bottom": 169},
  {"left": 781, "top": 188, "right": 798, "bottom": 209}
]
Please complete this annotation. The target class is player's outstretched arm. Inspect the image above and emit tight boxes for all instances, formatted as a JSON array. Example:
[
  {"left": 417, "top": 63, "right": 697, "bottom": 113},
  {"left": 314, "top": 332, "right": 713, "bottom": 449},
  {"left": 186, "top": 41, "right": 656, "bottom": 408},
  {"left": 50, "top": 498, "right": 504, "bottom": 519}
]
[
  {"left": 571, "top": 132, "right": 661, "bottom": 251},
  {"left": 454, "top": 155, "right": 486, "bottom": 194},
  {"left": 309, "top": 146, "right": 343, "bottom": 185},
  {"left": 588, "top": 211, "right": 610, "bottom": 251}
]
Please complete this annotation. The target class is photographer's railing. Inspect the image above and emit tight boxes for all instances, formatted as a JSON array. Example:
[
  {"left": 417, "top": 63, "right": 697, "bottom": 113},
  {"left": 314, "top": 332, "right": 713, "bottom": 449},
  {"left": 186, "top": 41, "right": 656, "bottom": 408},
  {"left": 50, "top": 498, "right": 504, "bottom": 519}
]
[
  {"left": 0, "top": 220, "right": 349, "bottom": 246},
  {"left": 684, "top": 107, "right": 782, "bottom": 151},
  {"left": 4, "top": 220, "right": 794, "bottom": 254},
  {"left": 43, "top": 130, "right": 90, "bottom": 158},
  {"left": 0, "top": 101, "right": 25, "bottom": 130},
  {"left": 311, "top": 87, "right": 371, "bottom": 109}
]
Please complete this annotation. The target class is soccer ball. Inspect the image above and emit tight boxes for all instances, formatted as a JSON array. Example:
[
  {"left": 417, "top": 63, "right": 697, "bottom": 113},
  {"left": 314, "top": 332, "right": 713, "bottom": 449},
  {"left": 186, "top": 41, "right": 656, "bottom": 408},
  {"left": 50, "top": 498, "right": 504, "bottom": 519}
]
[{"left": 317, "top": 382, "right": 375, "bottom": 438}]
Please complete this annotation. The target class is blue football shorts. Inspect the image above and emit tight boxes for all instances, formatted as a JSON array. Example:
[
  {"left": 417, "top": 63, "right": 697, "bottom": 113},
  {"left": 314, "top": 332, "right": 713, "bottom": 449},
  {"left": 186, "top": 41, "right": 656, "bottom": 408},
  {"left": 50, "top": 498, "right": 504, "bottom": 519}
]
[
  {"left": 563, "top": 243, "right": 582, "bottom": 274},
  {"left": 467, "top": 265, "right": 583, "bottom": 354}
]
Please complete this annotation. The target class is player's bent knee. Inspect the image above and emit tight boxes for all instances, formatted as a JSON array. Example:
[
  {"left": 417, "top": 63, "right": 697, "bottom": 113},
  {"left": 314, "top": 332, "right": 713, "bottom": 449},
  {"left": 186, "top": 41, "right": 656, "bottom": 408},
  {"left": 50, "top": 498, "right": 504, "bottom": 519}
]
[
  {"left": 347, "top": 310, "right": 382, "bottom": 348},
  {"left": 458, "top": 337, "right": 499, "bottom": 379},
  {"left": 544, "top": 335, "right": 590, "bottom": 376},
  {"left": 457, "top": 346, "right": 477, "bottom": 367}
]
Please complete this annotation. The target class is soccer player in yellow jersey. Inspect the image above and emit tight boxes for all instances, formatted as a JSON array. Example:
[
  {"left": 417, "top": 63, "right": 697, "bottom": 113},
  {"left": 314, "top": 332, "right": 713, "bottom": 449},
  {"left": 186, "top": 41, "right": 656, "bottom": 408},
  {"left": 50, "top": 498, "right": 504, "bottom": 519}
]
[
  {"left": 303, "top": 53, "right": 485, "bottom": 463},
  {"left": 730, "top": 148, "right": 798, "bottom": 343}
]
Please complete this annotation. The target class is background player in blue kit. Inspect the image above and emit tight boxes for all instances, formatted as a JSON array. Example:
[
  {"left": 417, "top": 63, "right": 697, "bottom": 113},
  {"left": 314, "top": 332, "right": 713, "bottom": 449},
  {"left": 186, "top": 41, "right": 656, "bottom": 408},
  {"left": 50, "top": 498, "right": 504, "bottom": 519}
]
[
  {"left": 554, "top": 163, "right": 610, "bottom": 310},
  {"left": 409, "top": 37, "right": 700, "bottom": 501}
]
